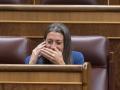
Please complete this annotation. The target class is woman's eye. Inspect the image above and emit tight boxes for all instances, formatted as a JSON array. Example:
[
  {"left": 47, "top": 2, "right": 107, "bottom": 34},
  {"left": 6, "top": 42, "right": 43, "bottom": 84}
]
[
  {"left": 47, "top": 41, "right": 52, "bottom": 44},
  {"left": 57, "top": 42, "right": 62, "bottom": 45}
]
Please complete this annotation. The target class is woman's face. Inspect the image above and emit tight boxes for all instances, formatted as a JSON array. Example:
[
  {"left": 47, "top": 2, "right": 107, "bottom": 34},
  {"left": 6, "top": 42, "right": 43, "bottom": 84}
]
[{"left": 45, "top": 32, "right": 64, "bottom": 52}]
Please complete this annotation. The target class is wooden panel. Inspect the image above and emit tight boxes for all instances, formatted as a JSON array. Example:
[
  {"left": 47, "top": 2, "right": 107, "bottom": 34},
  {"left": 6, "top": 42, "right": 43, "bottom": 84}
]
[
  {"left": 20, "top": 0, "right": 34, "bottom": 4},
  {"left": 0, "top": 64, "right": 90, "bottom": 90},
  {"left": 35, "top": 0, "right": 43, "bottom": 4},
  {"left": 0, "top": 72, "right": 81, "bottom": 82},
  {"left": 109, "top": 0, "right": 120, "bottom": 5},
  {"left": 0, "top": 84, "right": 82, "bottom": 90},
  {"left": 0, "top": 11, "right": 119, "bottom": 22},
  {"left": 0, "top": 22, "right": 120, "bottom": 37},
  {"left": 109, "top": 39, "right": 120, "bottom": 90},
  {"left": 0, "top": 5, "right": 120, "bottom": 22},
  {"left": 96, "top": 0, "right": 108, "bottom": 5}
]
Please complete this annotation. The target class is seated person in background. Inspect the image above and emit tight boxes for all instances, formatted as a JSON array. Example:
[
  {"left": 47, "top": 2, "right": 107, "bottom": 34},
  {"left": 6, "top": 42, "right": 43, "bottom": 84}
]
[{"left": 25, "top": 23, "right": 84, "bottom": 64}]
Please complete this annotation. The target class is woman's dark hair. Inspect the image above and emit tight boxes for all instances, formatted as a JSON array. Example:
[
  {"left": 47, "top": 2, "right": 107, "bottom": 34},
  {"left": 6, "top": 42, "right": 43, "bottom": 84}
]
[{"left": 43, "top": 23, "right": 71, "bottom": 64}]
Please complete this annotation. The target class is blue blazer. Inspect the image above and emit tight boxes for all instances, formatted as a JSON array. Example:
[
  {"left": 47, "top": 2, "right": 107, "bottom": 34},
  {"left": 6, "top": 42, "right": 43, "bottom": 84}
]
[{"left": 25, "top": 51, "right": 84, "bottom": 64}]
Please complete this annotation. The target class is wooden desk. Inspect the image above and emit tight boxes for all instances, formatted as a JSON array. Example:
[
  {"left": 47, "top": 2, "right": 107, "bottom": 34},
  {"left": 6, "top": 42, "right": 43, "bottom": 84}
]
[{"left": 0, "top": 63, "right": 91, "bottom": 90}]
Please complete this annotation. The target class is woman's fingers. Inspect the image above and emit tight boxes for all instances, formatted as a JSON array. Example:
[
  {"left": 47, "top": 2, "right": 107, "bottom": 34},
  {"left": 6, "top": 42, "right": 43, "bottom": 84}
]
[
  {"left": 41, "top": 48, "right": 54, "bottom": 58},
  {"left": 29, "top": 41, "right": 46, "bottom": 64},
  {"left": 32, "top": 41, "right": 46, "bottom": 56},
  {"left": 40, "top": 47, "right": 64, "bottom": 64},
  {"left": 36, "top": 41, "right": 46, "bottom": 49},
  {"left": 40, "top": 49, "right": 56, "bottom": 63}
]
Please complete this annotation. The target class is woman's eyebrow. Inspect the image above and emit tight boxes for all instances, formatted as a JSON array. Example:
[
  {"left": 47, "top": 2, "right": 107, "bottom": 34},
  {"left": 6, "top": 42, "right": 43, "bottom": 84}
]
[{"left": 56, "top": 40, "right": 63, "bottom": 42}]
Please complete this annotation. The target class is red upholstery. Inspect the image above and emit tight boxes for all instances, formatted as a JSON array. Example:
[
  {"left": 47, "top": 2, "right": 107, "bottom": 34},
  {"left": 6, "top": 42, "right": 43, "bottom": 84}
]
[
  {"left": 0, "top": 37, "right": 27, "bottom": 64},
  {"left": 71, "top": 36, "right": 108, "bottom": 90},
  {"left": 41, "top": 0, "right": 97, "bottom": 5}
]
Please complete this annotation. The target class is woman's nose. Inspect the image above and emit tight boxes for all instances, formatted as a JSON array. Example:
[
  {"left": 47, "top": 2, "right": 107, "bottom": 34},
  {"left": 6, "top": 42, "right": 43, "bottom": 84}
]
[{"left": 50, "top": 43, "right": 56, "bottom": 49}]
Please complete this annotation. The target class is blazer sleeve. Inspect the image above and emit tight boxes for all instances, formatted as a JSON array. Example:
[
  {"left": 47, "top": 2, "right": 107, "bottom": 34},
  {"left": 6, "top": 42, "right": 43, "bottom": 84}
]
[
  {"left": 72, "top": 51, "right": 84, "bottom": 64},
  {"left": 24, "top": 56, "right": 43, "bottom": 64},
  {"left": 24, "top": 56, "right": 31, "bottom": 64}
]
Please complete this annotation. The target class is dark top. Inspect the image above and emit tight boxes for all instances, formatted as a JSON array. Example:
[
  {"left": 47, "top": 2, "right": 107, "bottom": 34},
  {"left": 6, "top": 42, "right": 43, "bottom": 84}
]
[{"left": 25, "top": 51, "right": 84, "bottom": 64}]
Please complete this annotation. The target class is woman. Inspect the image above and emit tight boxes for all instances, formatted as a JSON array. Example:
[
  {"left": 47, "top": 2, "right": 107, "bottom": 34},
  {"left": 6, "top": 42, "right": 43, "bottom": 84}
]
[{"left": 25, "top": 23, "right": 84, "bottom": 64}]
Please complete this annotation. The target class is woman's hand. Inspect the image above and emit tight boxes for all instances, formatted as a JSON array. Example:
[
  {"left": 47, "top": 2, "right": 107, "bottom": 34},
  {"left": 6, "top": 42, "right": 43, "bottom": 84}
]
[
  {"left": 40, "top": 47, "right": 65, "bottom": 65},
  {"left": 29, "top": 41, "right": 46, "bottom": 64}
]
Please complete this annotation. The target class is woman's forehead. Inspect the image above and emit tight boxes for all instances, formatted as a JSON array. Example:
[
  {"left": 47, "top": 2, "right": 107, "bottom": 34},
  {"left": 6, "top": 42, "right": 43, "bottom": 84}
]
[{"left": 46, "top": 32, "right": 63, "bottom": 40}]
